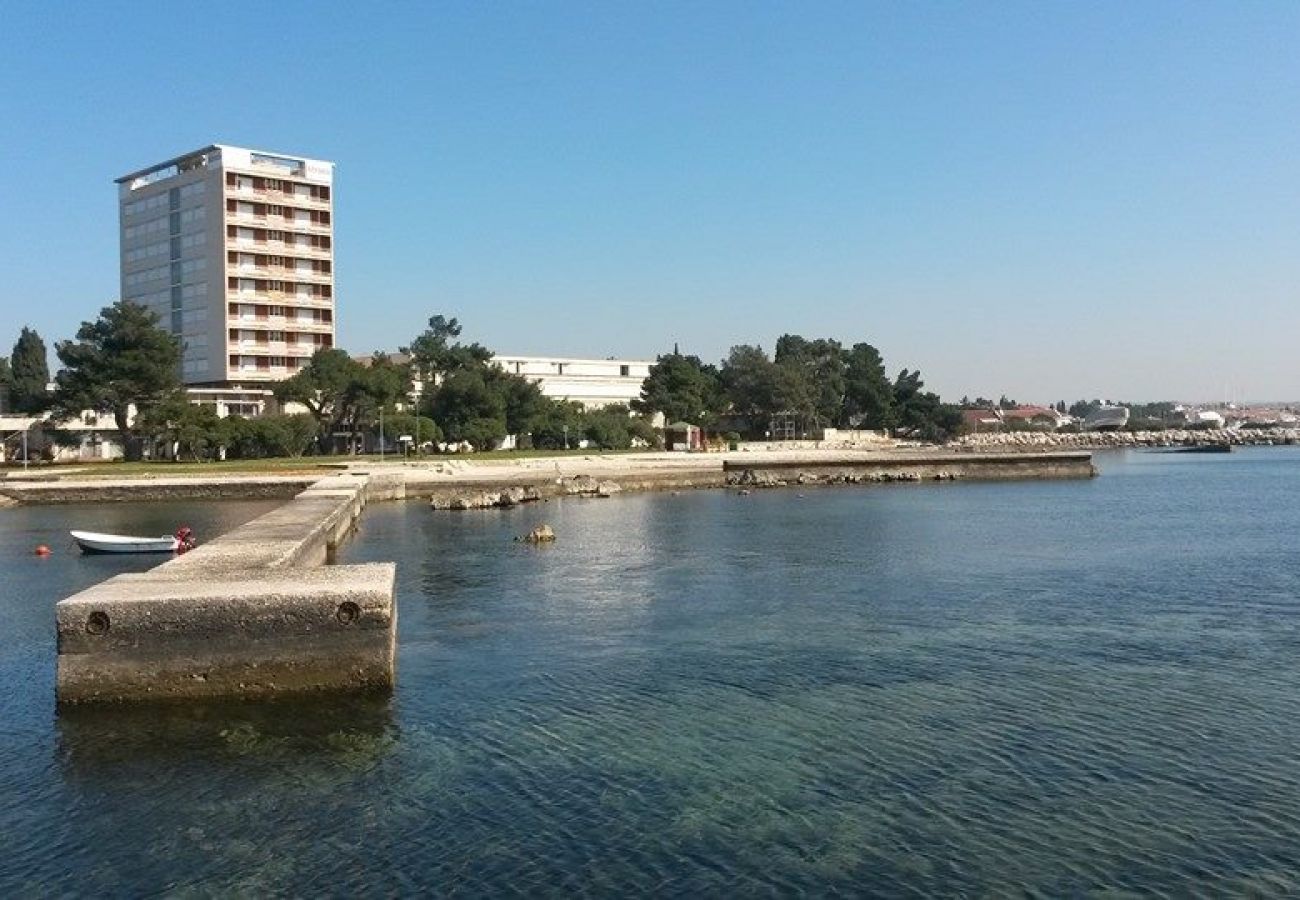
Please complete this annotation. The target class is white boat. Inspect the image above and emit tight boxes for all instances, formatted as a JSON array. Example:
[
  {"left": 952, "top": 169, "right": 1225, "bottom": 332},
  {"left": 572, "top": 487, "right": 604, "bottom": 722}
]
[{"left": 70, "top": 530, "right": 179, "bottom": 555}]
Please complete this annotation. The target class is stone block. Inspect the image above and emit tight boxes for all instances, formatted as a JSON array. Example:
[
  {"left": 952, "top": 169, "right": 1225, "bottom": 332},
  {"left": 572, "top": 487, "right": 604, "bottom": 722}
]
[{"left": 56, "top": 563, "right": 396, "bottom": 704}]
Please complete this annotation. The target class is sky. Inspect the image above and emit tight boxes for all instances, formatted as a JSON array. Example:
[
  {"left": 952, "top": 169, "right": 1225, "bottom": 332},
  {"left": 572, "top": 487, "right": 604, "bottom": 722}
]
[{"left": 0, "top": 1, "right": 1297, "bottom": 403}]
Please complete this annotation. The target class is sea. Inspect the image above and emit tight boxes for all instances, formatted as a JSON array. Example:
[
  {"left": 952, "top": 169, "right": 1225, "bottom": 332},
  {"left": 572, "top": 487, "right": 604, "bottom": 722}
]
[{"left": 4, "top": 449, "right": 1300, "bottom": 895}]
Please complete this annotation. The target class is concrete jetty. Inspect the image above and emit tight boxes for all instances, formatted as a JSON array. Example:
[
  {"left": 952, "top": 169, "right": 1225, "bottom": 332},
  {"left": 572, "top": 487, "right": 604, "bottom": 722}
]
[{"left": 55, "top": 472, "right": 399, "bottom": 705}]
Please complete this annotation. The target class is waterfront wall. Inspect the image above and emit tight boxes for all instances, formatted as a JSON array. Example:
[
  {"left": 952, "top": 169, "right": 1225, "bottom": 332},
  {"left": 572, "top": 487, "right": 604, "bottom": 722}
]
[
  {"left": 1, "top": 477, "right": 313, "bottom": 506},
  {"left": 55, "top": 473, "right": 397, "bottom": 705},
  {"left": 723, "top": 451, "right": 1096, "bottom": 487}
]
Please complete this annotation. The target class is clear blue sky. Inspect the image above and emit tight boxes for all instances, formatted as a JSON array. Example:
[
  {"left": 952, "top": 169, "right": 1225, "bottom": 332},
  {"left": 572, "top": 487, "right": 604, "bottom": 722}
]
[{"left": 1, "top": 1, "right": 1297, "bottom": 403}]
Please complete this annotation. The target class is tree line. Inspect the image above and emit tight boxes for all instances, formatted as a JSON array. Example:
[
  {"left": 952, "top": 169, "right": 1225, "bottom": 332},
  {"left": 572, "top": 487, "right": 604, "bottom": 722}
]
[
  {"left": 5, "top": 303, "right": 659, "bottom": 461},
  {"left": 5, "top": 301, "right": 962, "bottom": 462},
  {"left": 632, "top": 337, "right": 962, "bottom": 442}
]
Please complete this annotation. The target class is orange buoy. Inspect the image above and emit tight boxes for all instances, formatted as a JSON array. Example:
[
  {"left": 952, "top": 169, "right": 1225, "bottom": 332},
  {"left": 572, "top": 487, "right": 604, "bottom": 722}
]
[{"left": 34, "top": 545, "right": 51, "bottom": 557}]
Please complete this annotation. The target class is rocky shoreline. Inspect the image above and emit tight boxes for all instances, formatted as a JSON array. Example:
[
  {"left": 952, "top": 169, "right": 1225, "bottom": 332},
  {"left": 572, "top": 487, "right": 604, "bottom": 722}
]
[{"left": 951, "top": 428, "right": 1300, "bottom": 452}]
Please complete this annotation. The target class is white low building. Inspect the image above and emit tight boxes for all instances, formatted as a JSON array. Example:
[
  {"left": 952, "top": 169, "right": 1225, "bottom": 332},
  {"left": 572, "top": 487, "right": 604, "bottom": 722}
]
[
  {"left": 0, "top": 412, "right": 125, "bottom": 462},
  {"left": 355, "top": 352, "right": 655, "bottom": 412},
  {"left": 491, "top": 355, "right": 653, "bottom": 409}
]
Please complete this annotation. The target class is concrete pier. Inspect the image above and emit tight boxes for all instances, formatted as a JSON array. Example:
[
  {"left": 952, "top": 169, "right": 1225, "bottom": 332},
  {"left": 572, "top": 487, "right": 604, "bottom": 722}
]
[{"left": 55, "top": 473, "right": 397, "bottom": 705}]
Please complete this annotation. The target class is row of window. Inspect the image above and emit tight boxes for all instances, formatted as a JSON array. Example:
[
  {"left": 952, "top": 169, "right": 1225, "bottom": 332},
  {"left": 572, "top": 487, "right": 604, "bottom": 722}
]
[
  {"left": 228, "top": 330, "right": 331, "bottom": 348},
  {"left": 230, "top": 226, "right": 330, "bottom": 251},
  {"left": 228, "top": 173, "right": 329, "bottom": 202},
  {"left": 227, "top": 200, "right": 331, "bottom": 226},
  {"left": 122, "top": 181, "right": 206, "bottom": 217},
  {"left": 127, "top": 282, "right": 208, "bottom": 309},
  {"left": 124, "top": 232, "right": 205, "bottom": 264},
  {"left": 227, "top": 303, "right": 333, "bottom": 324},
  {"left": 123, "top": 206, "right": 206, "bottom": 240},
  {"left": 226, "top": 277, "right": 333, "bottom": 298},
  {"left": 230, "top": 253, "right": 331, "bottom": 274},
  {"left": 229, "top": 355, "right": 308, "bottom": 371},
  {"left": 124, "top": 258, "right": 207, "bottom": 288}
]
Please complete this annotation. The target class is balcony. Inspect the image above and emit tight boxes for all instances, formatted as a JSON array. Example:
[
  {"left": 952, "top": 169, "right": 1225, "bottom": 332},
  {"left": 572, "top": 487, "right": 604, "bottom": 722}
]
[
  {"left": 226, "top": 210, "right": 331, "bottom": 234},
  {"left": 229, "top": 184, "right": 331, "bottom": 209}
]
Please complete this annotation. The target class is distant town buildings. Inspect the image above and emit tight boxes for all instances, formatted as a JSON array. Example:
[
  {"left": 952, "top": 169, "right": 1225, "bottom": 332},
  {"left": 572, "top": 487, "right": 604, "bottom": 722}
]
[{"left": 117, "top": 145, "right": 336, "bottom": 403}]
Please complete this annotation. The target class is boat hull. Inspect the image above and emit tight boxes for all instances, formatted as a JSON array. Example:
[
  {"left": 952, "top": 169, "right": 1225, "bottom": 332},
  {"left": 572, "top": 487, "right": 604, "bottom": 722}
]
[{"left": 70, "top": 531, "right": 179, "bottom": 555}]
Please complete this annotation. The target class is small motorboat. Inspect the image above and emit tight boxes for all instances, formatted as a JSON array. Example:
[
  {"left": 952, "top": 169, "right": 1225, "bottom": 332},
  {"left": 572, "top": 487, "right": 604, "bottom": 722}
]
[{"left": 71, "top": 526, "right": 196, "bottom": 555}]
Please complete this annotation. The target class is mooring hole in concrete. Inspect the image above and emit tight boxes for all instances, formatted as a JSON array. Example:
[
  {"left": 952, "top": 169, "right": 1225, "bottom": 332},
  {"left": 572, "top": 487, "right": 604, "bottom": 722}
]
[
  {"left": 85, "top": 611, "right": 110, "bottom": 635},
  {"left": 336, "top": 601, "right": 361, "bottom": 625}
]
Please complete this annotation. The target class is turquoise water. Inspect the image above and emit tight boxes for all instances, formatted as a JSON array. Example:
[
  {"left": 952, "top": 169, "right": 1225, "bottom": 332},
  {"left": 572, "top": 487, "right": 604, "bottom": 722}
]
[{"left": 5, "top": 451, "right": 1300, "bottom": 894}]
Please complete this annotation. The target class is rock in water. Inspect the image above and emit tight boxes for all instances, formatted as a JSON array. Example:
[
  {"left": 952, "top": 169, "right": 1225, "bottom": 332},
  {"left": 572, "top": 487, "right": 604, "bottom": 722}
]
[{"left": 521, "top": 524, "right": 556, "bottom": 543}]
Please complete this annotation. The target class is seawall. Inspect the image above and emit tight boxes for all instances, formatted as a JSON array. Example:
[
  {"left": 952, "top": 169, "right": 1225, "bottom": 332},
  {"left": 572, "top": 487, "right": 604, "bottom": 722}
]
[
  {"left": 55, "top": 472, "right": 401, "bottom": 705},
  {"left": 1, "top": 476, "right": 314, "bottom": 506},
  {"left": 723, "top": 451, "right": 1096, "bottom": 487}
]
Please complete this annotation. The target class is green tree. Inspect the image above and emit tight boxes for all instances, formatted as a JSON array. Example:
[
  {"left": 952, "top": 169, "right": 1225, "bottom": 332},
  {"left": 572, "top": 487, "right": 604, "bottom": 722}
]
[
  {"left": 401, "top": 314, "right": 492, "bottom": 384},
  {"left": 484, "top": 366, "right": 550, "bottom": 436},
  {"left": 891, "top": 369, "right": 962, "bottom": 442},
  {"left": 273, "top": 348, "right": 407, "bottom": 453},
  {"left": 842, "top": 342, "right": 893, "bottom": 429},
  {"left": 719, "top": 344, "right": 777, "bottom": 429},
  {"left": 530, "top": 400, "right": 587, "bottom": 450},
  {"left": 10, "top": 326, "right": 51, "bottom": 414},
  {"left": 381, "top": 412, "right": 442, "bottom": 452},
  {"left": 634, "top": 351, "right": 723, "bottom": 427},
  {"left": 49, "top": 301, "right": 181, "bottom": 460},
  {"left": 774, "top": 335, "right": 845, "bottom": 426},
  {"left": 136, "top": 392, "right": 222, "bottom": 461},
  {"left": 252, "top": 414, "right": 320, "bottom": 458},
  {"left": 429, "top": 368, "right": 507, "bottom": 449},
  {"left": 0, "top": 356, "right": 11, "bottom": 413}
]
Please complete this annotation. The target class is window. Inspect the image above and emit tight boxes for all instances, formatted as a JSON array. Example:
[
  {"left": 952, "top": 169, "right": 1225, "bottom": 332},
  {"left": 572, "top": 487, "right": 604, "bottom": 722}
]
[
  {"left": 620, "top": 365, "right": 630, "bottom": 377},
  {"left": 269, "top": 331, "right": 284, "bottom": 342},
  {"left": 270, "top": 356, "right": 285, "bottom": 367},
  {"left": 269, "top": 305, "right": 285, "bottom": 317}
]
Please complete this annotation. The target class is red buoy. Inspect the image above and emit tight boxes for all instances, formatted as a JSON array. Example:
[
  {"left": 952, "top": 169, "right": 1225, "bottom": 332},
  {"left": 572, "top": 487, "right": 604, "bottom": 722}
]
[{"left": 34, "top": 545, "right": 51, "bottom": 557}]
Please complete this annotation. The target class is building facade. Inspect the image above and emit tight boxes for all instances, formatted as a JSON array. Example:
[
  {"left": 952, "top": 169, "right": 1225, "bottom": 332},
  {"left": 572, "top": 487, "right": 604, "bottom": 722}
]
[
  {"left": 492, "top": 355, "right": 654, "bottom": 409},
  {"left": 117, "top": 145, "right": 336, "bottom": 389}
]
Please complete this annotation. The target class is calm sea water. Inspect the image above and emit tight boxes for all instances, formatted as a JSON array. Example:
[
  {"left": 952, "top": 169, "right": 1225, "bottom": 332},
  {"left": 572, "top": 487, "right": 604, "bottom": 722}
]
[{"left": 5, "top": 450, "right": 1300, "bottom": 895}]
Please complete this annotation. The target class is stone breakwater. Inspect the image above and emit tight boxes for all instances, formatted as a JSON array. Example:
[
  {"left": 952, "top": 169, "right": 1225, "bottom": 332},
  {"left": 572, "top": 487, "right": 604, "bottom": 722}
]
[
  {"left": 428, "top": 475, "right": 625, "bottom": 510},
  {"left": 55, "top": 472, "right": 399, "bottom": 705},
  {"left": 952, "top": 428, "right": 1300, "bottom": 452},
  {"left": 722, "top": 451, "right": 1095, "bottom": 488}
]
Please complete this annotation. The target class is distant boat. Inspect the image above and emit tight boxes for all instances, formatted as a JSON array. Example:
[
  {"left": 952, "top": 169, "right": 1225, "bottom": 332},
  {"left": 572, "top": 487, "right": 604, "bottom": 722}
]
[
  {"left": 1083, "top": 406, "right": 1130, "bottom": 432},
  {"left": 71, "top": 530, "right": 180, "bottom": 555}
]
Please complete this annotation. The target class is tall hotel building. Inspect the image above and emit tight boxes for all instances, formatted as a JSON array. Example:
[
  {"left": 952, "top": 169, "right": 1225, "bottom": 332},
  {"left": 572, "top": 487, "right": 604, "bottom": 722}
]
[{"left": 116, "top": 145, "right": 335, "bottom": 401}]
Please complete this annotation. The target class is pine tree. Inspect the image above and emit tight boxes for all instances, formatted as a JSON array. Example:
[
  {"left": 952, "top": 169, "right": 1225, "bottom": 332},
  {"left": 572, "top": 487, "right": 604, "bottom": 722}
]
[{"left": 10, "top": 326, "right": 50, "bottom": 414}]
